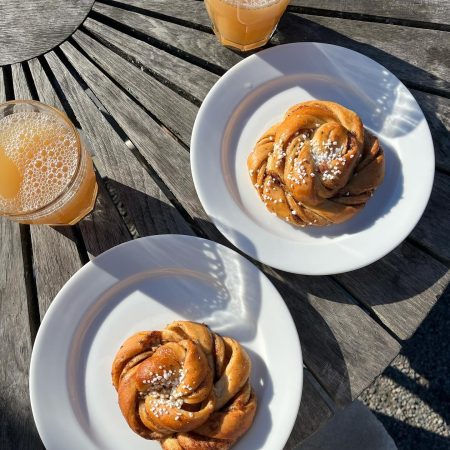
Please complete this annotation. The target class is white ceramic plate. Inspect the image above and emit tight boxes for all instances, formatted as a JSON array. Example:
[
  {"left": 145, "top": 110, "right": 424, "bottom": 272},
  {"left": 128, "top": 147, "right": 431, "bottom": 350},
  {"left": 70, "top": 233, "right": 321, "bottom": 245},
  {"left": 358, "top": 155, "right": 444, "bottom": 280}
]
[
  {"left": 30, "top": 235, "right": 302, "bottom": 450},
  {"left": 191, "top": 43, "right": 434, "bottom": 274}
]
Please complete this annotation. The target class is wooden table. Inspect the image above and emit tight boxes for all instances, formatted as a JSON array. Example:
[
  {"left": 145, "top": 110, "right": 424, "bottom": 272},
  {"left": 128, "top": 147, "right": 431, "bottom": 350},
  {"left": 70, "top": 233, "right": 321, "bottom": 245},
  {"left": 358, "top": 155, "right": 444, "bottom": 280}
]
[{"left": 1, "top": 1, "right": 449, "bottom": 448}]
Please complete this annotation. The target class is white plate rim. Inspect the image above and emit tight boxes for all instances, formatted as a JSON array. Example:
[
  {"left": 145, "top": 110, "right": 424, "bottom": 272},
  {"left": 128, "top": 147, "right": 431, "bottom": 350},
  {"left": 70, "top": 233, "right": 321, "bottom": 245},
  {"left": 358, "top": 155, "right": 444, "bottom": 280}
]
[
  {"left": 29, "top": 234, "right": 303, "bottom": 450},
  {"left": 190, "top": 42, "right": 435, "bottom": 275}
]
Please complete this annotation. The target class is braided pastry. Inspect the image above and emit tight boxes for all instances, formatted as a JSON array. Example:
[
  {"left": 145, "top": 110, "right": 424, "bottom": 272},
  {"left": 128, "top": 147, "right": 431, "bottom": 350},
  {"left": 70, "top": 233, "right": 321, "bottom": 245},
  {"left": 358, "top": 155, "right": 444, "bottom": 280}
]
[
  {"left": 112, "top": 321, "right": 257, "bottom": 449},
  {"left": 247, "top": 100, "right": 385, "bottom": 226}
]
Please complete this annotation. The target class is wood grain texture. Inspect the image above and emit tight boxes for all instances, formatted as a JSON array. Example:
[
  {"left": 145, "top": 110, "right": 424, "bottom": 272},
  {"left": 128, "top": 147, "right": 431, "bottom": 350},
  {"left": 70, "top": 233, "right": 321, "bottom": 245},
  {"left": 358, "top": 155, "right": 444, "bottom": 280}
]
[
  {"left": 78, "top": 176, "right": 133, "bottom": 257},
  {"left": 11, "top": 60, "right": 86, "bottom": 319},
  {"left": 28, "top": 58, "right": 64, "bottom": 110},
  {"left": 0, "top": 218, "right": 41, "bottom": 448},
  {"left": 410, "top": 172, "right": 450, "bottom": 263},
  {"left": 290, "top": 0, "right": 450, "bottom": 25},
  {"left": 335, "top": 241, "right": 450, "bottom": 340},
  {"left": 0, "top": 0, "right": 95, "bottom": 65},
  {"left": 73, "top": 29, "right": 198, "bottom": 147},
  {"left": 273, "top": 12, "right": 450, "bottom": 94},
  {"left": 30, "top": 226, "right": 85, "bottom": 319},
  {"left": 285, "top": 372, "right": 333, "bottom": 448},
  {"left": 11, "top": 63, "right": 32, "bottom": 99},
  {"left": 111, "top": 0, "right": 211, "bottom": 28},
  {"left": 44, "top": 51, "right": 193, "bottom": 249},
  {"left": 82, "top": 18, "right": 219, "bottom": 103},
  {"left": 266, "top": 267, "right": 400, "bottom": 405},
  {"left": 92, "top": 2, "right": 241, "bottom": 70}
]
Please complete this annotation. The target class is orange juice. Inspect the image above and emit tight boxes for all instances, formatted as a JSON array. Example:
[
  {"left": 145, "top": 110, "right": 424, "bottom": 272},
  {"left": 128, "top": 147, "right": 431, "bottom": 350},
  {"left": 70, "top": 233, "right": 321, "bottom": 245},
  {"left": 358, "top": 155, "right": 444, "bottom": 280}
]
[
  {"left": 204, "top": 0, "right": 290, "bottom": 51},
  {"left": 0, "top": 101, "right": 97, "bottom": 225}
]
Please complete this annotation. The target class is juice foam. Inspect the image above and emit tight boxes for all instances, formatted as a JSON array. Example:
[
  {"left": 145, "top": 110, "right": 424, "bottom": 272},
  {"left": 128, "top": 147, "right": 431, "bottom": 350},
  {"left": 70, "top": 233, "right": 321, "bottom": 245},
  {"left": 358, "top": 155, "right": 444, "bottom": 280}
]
[{"left": 0, "top": 111, "right": 78, "bottom": 214}]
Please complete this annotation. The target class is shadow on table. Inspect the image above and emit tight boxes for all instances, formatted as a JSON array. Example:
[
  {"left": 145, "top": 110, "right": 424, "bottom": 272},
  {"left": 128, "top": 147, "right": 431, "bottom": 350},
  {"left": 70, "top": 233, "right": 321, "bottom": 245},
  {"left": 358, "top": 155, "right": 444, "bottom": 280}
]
[
  {"left": 0, "top": 407, "right": 43, "bottom": 449},
  {"left": 52, "top": 174, "right": 444, "bottom": 412},
  {"left": 364, "top": 286, "right": 450, "bottom": 450}
]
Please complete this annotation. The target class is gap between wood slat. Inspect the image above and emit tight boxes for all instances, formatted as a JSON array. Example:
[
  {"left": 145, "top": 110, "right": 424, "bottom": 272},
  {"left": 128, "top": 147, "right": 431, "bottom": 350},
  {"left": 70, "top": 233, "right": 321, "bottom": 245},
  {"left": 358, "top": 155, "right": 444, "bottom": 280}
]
[
  {"left": 102, "top": 0, "right": 450, "bottom": 33},
  {"left": 287, "top": 5, "right": 450, "bottom": 32},
  {"left": 62, "top": 40, "right": 190, "bottom": 152},
  {"left": 3, "top": 65, "right": 14, "bottom": 100},
  {"left": 331, "top": 275, "right": 403, "bottom": 342},
  {"left": 18, "top": 225, "right": 40, "bottom": 344},
  {"left": 89, "top": 9, "right": 226, "bottom": 76},
  {"left": 408, "top": 236, "right": 450, "bottom": 267},
  {"left": 97, "top": 0, "right": 214, "bottom": 34},
  {"left": 37, "top": 56, "right": 83, "bottom": 129},
  {"left": 21, "top": 61, "right": 40, "bottom": 100},
  {"left": 71, "top": 225, "right": 91, "bottom": 265},
  {"left": 401, "top": 81, "right": 450, "bottom": 101},
  {"left": 80, "top": 24, "right": 203, "bottom": 107}
]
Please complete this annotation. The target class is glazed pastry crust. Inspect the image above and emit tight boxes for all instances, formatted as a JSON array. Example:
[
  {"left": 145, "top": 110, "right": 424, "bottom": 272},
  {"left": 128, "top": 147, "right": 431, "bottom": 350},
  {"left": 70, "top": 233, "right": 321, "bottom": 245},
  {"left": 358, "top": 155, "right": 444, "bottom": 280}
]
[
  {"left": 247, "top": 100, "right": 385, "bottom": 226},
  {"left": 112, "top": 321, "right": 257, "bottom": 449}
]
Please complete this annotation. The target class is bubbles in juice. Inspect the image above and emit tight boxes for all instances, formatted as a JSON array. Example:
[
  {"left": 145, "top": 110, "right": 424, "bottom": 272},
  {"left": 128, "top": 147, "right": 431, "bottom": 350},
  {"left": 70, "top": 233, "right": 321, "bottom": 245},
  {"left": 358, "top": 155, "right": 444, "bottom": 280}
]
[{"left": 0, "top": 111, "right": 78, "bottom": 214}]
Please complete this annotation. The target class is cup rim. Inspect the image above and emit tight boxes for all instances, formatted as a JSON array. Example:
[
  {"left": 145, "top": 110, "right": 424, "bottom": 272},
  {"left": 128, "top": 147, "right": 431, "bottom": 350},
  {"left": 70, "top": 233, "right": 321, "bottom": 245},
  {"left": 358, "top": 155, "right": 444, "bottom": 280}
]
[{"left": 0, "top": 99, "right": 83, "bottom": 218}]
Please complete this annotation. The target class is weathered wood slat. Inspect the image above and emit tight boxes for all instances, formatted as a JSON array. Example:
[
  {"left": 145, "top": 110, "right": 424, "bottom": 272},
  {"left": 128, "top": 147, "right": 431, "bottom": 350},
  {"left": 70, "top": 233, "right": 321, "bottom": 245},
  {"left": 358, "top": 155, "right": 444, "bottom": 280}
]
[
  {"left": 78, "top": 177, "right": 133, "bottom": 257},
  {"left": 73, "top": 29, "right": 198, "bottom": 147},
  {"left": 265, "top": 266, "right": 400, "bottom": 404},
  {"left": 12, "top": 61, "right": 86, "bottom": 318},
  {"left": 59, "top": 41, "right": 214, "bottom": 235},
  {"left": 92, "top": 2, "right": 241, "bottom": 70},
  {"left": 0, "top": 218, "right": 41, "bottom": 448},
  {"left": 111, "top": 0, "right": 211, "bottom": 28},
  {"left": 410, "top": 89, "right": 450, "bottom": 173},
  {"left": 94, "top": 3, "right": 450, "bottom": 94},
  {"left": 44, "top": 51, "right": 193, "bottom": 249},
  {"left": 410, "top": 172, "right": 450, "bottom": 263},
  {"left": 28, "top": 58, "right": 64, "bottom": 110},
  {"left": 72, "top": 28, "right": 450, "bottom": 261},
  {"left": 30, "top": 226, "right": 85, "bottom": 319},
  {"left": 11, "top": 63, "right": 32, "bottom": 99},
  {"left": 116, "top": 0, "right": 450, "bottom": 27},
  {"left": 59, "top": 40, "right": 404, "bottom": 407},
  {"left": 284, "top": 372, "right": 333, "bottom": 449},
  {"left": 83, "top": 17, "right": 450, "bottom": 176},
  {"left": 0, "top": 0, "right": 95, "bottom": 65},
  {"left": 335, "top": 241, "right": 450, "bottom": 340},
  {"left": 82, "top": 18, "right": 219, "bottom": 103},
  {"left": 274, "top": 12, "right": 450, "bottom": 94},
  {"left": 290, "top": 0, "right": 450, "bottom": 26}
]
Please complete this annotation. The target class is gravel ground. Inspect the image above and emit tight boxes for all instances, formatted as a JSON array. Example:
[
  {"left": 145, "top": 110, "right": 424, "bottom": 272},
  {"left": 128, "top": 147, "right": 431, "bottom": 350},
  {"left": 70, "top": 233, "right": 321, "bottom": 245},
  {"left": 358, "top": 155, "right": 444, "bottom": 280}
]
[{"left": 360, "top": 286, "right": 450, "bottom": 450}]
